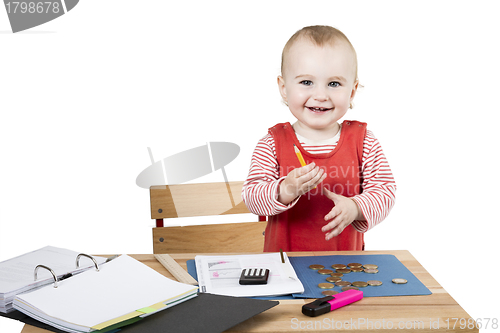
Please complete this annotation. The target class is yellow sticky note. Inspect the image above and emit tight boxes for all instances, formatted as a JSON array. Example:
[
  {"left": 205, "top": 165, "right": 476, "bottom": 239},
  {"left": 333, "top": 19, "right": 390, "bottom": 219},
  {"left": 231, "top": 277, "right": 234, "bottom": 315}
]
[
  {"left": 92, "top": 312, "right": 140, "bottom": 330},
  {"left": 137, "top": 307, "right": 157, "bottom": 314}
]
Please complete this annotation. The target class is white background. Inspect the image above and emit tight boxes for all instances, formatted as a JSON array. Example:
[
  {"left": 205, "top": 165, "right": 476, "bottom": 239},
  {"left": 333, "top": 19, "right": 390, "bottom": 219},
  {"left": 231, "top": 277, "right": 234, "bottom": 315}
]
[{"left": 1, "top": 1, "right": 499, "bottom": 332}]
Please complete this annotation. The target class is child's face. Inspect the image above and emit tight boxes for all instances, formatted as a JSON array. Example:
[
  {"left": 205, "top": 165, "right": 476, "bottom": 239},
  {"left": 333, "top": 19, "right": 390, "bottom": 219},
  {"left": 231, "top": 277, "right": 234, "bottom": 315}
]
[{"left": 278, "top": 38, "right": 358, "bottom": 135}]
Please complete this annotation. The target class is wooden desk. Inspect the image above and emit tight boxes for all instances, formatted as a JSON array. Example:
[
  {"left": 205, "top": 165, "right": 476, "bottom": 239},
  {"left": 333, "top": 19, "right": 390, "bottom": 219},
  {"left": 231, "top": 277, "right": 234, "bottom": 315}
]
[{"left": 21, "top": 251, "right": 477, "bottom": 333}]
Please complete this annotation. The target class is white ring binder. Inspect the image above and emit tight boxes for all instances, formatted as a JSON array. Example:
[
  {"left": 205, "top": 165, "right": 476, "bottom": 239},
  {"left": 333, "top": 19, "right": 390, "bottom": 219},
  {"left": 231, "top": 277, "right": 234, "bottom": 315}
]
[
  {"left": 34, "top": 265, "right": 59, "bottom": 288},
  {"left": 76, "top": 253, "right": 100, "bottom": 272}
]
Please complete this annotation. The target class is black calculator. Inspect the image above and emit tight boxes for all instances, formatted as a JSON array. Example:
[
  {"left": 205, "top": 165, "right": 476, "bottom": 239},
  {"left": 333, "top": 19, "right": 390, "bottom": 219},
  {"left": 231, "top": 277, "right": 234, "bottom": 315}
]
[{"left": 239, "top": 268, "right": 270, "bottom": 285}]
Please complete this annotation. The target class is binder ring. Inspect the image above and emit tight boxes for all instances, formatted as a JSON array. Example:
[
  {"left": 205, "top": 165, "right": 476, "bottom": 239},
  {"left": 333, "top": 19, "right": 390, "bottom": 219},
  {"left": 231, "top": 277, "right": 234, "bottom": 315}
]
[
  {"left": 34, "top": 265, "right": 59, "bottom": 288},
  {"left": 76, "top": 253, "right": 100, "bottom": 272}
]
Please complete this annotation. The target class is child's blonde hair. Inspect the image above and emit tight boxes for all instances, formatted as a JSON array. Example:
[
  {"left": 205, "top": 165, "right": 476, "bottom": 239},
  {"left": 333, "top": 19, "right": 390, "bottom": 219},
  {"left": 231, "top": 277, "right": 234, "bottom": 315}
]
[{"left": 281, "top": 25, "right": 359, "bottom": 82}]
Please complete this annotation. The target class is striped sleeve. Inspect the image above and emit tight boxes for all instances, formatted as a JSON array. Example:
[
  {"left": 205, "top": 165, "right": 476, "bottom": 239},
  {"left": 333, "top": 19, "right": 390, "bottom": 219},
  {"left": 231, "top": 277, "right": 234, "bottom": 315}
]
[
  {"left": 241, "top": 134, "right": 299, "bottom": 216},
  {"left": 242, "top": 130, "right": 397, "bottom": 231},
  {"left": 351, "top": 130, "right": 397, "bottom": 233}
]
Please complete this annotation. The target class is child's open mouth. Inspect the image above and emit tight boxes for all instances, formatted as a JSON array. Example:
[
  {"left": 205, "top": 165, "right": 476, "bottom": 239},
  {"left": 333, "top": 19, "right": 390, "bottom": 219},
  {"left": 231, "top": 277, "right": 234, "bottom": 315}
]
[{"left": 307, "top": 107, "right": 332, "bottom": 113}]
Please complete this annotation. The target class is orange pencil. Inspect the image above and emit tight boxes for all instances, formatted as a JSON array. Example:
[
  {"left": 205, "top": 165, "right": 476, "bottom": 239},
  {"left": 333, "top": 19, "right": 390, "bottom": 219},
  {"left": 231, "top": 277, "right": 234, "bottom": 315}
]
[
  {"left": 294, "top": 145, "right": 307, "bottom": 166},
  {"left": 294, "top": 145, "right": 317, "bottom": 189}
]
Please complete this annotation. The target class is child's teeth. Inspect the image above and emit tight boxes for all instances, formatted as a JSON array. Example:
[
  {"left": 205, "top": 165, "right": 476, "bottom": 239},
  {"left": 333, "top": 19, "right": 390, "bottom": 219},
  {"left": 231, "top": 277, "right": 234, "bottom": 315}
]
[{"left": 308, "top": 107, "right": 329, "bottom": 111}]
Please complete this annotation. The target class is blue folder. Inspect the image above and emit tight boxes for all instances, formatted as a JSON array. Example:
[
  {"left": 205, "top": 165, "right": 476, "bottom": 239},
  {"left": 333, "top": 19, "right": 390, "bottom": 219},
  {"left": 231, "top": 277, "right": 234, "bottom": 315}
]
[
  {"left": 289, "top": 254, "right": 431, "bottom": 298},
  {"left": 187, "top": 254, "right": 431, "bottom": 299}
]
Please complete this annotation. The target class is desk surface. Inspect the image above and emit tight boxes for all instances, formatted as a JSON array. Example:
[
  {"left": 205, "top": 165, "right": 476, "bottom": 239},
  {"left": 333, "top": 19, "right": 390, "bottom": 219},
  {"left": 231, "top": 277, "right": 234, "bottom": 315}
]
[{"left": 21, "top": 250, "right": 477, "bottom": 333}]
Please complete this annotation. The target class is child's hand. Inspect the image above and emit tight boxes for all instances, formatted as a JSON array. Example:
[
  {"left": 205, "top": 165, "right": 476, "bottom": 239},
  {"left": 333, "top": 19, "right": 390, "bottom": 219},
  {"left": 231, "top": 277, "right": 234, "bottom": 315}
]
[
  {"left": 322, "top": 188, "right": 362, "bottom": 240},
  {"left": 278, "top": 162, "right": 326, "bottom": 205}
]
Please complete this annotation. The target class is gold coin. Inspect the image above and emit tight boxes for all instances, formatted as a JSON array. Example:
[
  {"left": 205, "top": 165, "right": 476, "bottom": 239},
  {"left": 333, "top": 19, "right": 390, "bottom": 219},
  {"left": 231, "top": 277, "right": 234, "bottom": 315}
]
[
  {"left": 336, "top": 268, "right": 351, "bottom": 274},
  {"left": 335, "top": 281, "right": 351, "bottom": 287},
  {"left": 352, "top": 281, "right": 368, "bottom": 288},
  {"left": 321, "top": 290, "right": 339, "bottom": 296},
  {"left": 347, "top": 263, "right": 362, "bottom": 268},
  {"left": 330, "top": 273, "right": 343, "bottom": 278},
  {"left": 364, "top": 269, "right": 379, "bottom": 274},
  {"left": 326, "top": 276, "right": 341, "bottom": 283},
  {"left": 331, "top": 264, "right": 347, "bottom": 269},
  {"left": 318, "top": 269, "right": 334, "bottom": 275},
  {"left": 318, "top": 283, "right": 335, "bottom": 289},
  {"left": 342, "top": 286, "right": 359, "bottom": 291},
  {"left": 351, "top": 267, "right": 364, "bottom": 272},
  {"left": 367, "top": 280, "right": 383, "bottom": 286},
  {"left": 392, "top": 278, "right": 408, "bottom": 284},
  {"left": 363, "top": 264, "right": 378, "bottom": 269},
  {"left": 309, "top": 264, "right": 325, "bottom": 270}
]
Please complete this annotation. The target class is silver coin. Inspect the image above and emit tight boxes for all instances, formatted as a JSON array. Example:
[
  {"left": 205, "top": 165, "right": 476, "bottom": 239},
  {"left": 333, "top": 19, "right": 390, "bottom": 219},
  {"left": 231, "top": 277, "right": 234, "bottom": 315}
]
[{"left": 367, "top": 280, "right": 383, "bottom": 286}]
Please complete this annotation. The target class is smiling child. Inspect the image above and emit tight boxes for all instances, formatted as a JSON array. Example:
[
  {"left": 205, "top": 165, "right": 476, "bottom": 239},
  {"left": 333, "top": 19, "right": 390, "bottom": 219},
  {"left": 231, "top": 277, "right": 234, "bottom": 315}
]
[{"left": 242, "top": 25, "right": 397, "bottom": 252}]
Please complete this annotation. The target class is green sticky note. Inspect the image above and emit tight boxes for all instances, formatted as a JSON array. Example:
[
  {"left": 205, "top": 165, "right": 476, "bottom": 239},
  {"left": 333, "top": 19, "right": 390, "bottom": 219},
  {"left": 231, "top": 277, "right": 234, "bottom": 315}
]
[{"left": 137, "top": 307, "right": 157, "bottom": 314}]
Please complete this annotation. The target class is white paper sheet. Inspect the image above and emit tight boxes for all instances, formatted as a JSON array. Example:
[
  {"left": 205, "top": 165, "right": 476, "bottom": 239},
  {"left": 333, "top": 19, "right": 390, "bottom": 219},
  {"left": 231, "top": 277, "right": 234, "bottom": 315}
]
[{"left": 195, "top": 252, "right": 303, "bottom": 297}]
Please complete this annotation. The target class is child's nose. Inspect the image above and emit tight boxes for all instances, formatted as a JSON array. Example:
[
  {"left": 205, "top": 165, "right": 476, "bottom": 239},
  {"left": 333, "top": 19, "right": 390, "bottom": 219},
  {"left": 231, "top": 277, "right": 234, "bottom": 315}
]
[{"left": 313, "top": 87, "right": 329, "bottom": 101}]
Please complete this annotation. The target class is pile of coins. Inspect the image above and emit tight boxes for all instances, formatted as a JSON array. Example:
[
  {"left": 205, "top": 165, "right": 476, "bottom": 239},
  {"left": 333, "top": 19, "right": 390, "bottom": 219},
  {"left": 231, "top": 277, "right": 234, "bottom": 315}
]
[{"left": 309, "top": 262, "right": 407, "bottom": 296}]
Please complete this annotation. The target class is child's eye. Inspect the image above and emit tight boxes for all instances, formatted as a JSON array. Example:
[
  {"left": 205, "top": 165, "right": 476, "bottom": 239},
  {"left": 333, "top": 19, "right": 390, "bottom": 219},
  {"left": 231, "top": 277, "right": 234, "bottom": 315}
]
[
  {"left": 329, "top": 81, "right": 340, "bottom": 88},
  {"left": 300, "top": 80, "right": 313, "bottom": 86}
]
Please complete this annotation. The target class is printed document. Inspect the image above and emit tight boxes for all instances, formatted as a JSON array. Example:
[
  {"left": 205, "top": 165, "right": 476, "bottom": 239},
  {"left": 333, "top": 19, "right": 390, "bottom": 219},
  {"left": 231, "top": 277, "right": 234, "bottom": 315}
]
[{"left": 195, "top": 252, "right": 303, "bottom": 297}]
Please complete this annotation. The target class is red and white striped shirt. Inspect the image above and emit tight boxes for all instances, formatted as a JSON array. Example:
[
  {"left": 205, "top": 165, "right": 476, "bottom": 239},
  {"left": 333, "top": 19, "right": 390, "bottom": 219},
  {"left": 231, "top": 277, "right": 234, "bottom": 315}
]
[{"left": 242, "top": 124, "right": 397, "bottom": 233}]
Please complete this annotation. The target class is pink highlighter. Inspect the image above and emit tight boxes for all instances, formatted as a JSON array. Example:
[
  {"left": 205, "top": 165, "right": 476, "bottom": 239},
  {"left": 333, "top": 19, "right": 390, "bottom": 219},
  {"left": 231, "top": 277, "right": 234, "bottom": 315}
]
[{"left": 302, "top": 290, "right": 363, "bottom": 317}]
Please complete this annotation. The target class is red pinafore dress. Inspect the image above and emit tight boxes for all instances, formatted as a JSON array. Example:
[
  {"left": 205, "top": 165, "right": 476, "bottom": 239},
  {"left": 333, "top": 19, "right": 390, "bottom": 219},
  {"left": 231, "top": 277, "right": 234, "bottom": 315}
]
[{"left": 264, "top": 120, "right": 367, "bottom": 252}]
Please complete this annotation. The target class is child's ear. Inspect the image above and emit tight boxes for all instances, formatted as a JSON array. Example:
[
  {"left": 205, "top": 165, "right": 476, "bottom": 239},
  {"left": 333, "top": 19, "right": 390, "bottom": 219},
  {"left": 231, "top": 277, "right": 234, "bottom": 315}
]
[
  {"left": 349, "top": 80, "right": 359, "bottom": 107},
  {"left": 277, "top": 75, "right": 288, "bottom": 105}
]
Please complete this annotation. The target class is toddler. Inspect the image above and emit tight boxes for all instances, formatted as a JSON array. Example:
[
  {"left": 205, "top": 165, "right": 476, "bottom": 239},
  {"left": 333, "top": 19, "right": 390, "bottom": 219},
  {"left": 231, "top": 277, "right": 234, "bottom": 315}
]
[{"left": 242, "top": 25, "right": 396, "bottom": 252}]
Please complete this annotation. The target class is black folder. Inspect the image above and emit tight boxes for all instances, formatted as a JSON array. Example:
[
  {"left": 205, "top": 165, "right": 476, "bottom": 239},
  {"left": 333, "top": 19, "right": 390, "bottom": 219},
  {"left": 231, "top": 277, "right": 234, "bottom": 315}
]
[{"left": 1, "top": 293, "right": 279, "bottom": 333}]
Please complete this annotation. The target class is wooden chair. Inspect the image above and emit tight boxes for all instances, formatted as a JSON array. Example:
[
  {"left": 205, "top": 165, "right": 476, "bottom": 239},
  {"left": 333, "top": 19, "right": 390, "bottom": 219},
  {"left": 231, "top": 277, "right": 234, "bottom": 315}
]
[{"left": 150, "top": 182, "right": 266, "bottom": 254}]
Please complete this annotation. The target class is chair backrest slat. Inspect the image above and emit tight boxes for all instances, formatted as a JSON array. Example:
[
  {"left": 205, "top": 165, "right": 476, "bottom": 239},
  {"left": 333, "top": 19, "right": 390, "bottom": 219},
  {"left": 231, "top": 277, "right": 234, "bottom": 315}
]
[
  {"left": 150, "top": 182, "right": 265, "bottom": 253},
  {"left": 150, "top": 182, "right": 250, "bottom": 219}
]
